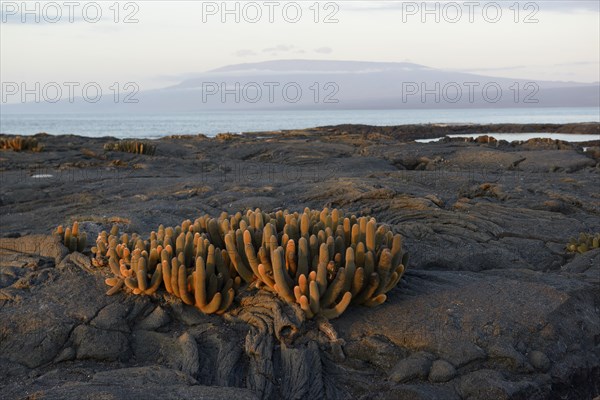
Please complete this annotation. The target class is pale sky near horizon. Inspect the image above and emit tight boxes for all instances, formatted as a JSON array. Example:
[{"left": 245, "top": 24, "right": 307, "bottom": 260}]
[{"left": 1, "top": 0, "right": 599, "bottom": 92}]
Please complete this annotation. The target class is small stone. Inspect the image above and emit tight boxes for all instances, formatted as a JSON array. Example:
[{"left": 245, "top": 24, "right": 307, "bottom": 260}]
[
  {"left": 54, "top": 347, "right": 75, "bottom": 363},
  {"left": 528, "top": 351, "right": 551, "bottom": 372},
  {"left": 487, "top": 342, "right": 527, "bottom": 370},
  {"left": 74, "top": 325, "right": 129, "bottom": 361},
  {"left": 437, "top": 341, "right": 486, "bottom": 368},
  {"left": 344, "top": 335, "right": 404, "bottom": 371},
  {"left": 429, "top": 359, "right": 456, "bottom": 383},
  {"left": 458, "top": 369, "right": 535, "bottom": 399},
  {"left": 91, "top": 302, "right": 132, "bottom": 332},
  {"left": 389, "top": 351, "right": 434, "bottom": 383},
  {"left": 136, "top": 306, "right": 170, "bottom": 331}
]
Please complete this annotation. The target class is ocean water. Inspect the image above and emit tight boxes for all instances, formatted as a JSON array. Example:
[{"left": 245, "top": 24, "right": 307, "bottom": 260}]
[
  {"left": 416, "top": 133, "right": 600, "bottom": 143},
  {"left": 1, "top": 107, "right": 598, "bottom": 139}
]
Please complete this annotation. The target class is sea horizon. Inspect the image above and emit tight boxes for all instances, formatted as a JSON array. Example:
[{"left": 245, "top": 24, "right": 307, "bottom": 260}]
[{"left": 2, "top": 106, "right": 599, "bottom": 139}]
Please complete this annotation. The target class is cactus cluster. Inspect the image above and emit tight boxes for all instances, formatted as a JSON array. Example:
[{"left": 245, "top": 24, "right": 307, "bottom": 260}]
[
  {"left": 0, "top": 136, "right": 43, "bottom": 152},
  {"left": 224, "top": 208, "right": 408, "bottom": 319},
  {"left": 215, "top": 132, "right": 240, "bottom": 141},
  {"left": 54, "top": 221, "right": 87, "bottom": 253},
  {"left": 88, "top": 208, "right": 407, "bottom": 319},
  {"left": 94, "top": 223, "right": 240, "bottom": 315},
  {"left": 103, "top": 140, "right": 156, "bottom": 155},
  {"left": 567, "top": 232, "right": 600, "bottom": 253}
]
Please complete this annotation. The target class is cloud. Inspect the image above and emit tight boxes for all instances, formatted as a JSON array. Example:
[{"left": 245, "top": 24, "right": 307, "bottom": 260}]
[
  {"left": 262, "top": 44, "right": 296, "bottom": 54},
  {"left": 463, "top": 61, "right": 600, "bottom": 74},
  {"left": 234, "top": 49, "right": 257, "bottom": 57},
  {"left": 535, "top": 1, "right": 600, "bottom": 12},
  {"left": 342, "top": 1, "right": 599, "bottom": 13},
  {"left": 258, "top": 45, "right": 332, "bottom": 56},
  {"left": 553, "top": 61, "right": 600, "bottom": 67},
  {"left": 314, "top": 47, "right": 333, "bottom": 54},
  {"left": 463, "top": 65, "right": 528, "bottom": 72}
]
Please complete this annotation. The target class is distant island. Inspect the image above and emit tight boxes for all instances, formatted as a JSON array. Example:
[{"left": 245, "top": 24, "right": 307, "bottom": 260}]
[{"left": 3, "top": 60, "right": 599, "bottom": 113}]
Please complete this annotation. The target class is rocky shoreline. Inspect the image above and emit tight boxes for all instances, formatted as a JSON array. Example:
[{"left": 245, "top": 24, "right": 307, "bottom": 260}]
[{"left": 1, "top": 123, "right": 599, "bottom": 399}]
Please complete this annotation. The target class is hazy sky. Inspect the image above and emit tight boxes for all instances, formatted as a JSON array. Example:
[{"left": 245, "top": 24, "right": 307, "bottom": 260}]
[{"left": 1, "top": 1, "right": 599, "bottom": 92}]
